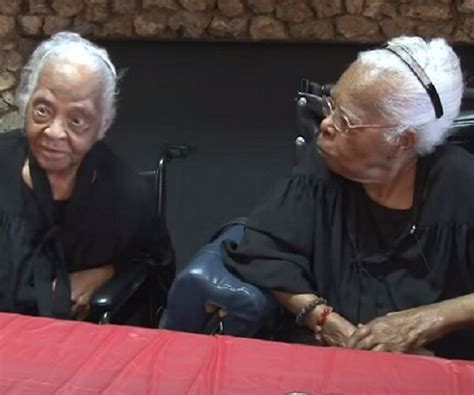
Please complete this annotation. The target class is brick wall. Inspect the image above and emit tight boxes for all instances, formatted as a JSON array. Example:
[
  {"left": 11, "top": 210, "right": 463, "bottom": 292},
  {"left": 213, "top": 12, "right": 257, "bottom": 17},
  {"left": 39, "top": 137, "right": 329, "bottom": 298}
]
[{"left": 1, "top": 0, "right": 474, "bottom": 129}]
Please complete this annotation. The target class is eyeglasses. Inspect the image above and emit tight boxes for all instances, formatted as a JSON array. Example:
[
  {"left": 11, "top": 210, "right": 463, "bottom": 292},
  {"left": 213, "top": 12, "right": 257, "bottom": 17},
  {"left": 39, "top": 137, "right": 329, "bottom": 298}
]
[{"left": 321, "top": 95, "right": 398, "bottom": 135}]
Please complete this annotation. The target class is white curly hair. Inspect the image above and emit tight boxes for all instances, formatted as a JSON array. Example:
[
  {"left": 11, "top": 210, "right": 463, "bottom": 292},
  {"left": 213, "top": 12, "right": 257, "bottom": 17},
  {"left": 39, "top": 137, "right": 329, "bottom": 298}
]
[{"left": 357, "top": 36, "right": 463, "bottom": 155}]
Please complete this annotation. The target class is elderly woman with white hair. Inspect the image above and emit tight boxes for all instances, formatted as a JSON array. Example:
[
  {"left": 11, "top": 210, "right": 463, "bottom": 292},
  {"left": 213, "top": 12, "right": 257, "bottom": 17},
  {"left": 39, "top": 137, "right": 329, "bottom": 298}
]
[
  {"left": 223, "top": 36, "right": 474, "bottom": 359},
  {"left": 0, "top": 32, "right": 174, "bottom": 320}
]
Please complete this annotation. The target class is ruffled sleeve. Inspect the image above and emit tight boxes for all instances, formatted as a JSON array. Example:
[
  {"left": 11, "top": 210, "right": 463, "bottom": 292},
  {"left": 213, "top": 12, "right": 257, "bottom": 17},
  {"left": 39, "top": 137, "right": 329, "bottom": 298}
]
[
  {"left": 223, "top": 172, "right": 319, "bottom": 294},
  {"left": 0, "top": 207, "right": 39, "bottom": 315}
]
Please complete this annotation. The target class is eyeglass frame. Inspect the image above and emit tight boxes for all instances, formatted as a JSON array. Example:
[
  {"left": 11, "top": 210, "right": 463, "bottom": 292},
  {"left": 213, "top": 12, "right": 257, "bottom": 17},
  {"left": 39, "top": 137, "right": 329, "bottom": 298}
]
[{"left": 321, "top": 95, "right": 399, "bottom": 135}]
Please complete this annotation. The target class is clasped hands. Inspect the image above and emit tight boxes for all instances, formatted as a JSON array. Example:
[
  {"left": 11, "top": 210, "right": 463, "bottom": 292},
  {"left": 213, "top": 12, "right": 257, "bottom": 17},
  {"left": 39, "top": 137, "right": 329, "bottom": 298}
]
[
  {"left": 53, "top": 265, "right": 115, "bottom": 320},
  {"left": 315, "top": 305, "right": 442, "bottom": 354}
]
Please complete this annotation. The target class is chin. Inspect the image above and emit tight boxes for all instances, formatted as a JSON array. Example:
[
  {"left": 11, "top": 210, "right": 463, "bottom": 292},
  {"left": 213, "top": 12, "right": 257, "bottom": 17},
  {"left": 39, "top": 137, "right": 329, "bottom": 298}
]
[
  {"left": 325, "top": 159, "right": 347, "bottom": 178},
  {"left": 323, "top": 158, "right": 367, "bottom": 183},
  {"left": 35, "top": 155, "right": 72, "bottom": 173}
]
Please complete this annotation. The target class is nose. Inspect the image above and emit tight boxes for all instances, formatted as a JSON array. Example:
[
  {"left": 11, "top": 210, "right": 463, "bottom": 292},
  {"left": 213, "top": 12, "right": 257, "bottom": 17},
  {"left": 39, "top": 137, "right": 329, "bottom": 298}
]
[
  {"left": 319, "top": 115, "right": 337, "bottom": 138},
  {"left": 43, "top": 118, "right": 67, "bottom": 140}
]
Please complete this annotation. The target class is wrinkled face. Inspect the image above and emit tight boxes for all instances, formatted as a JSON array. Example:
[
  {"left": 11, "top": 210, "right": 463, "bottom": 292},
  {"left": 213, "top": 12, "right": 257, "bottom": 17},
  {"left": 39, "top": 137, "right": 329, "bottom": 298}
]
[
  {"left": 316, "top": 63, "right": 410, "bottom": 183},
  {"left": 26, "top": 60, "right": 104, "bottom": 174}
]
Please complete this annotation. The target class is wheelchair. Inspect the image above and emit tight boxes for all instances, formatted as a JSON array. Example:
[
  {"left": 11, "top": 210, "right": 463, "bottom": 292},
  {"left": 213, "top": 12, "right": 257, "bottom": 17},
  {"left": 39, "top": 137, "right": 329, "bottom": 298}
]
[{"left": 88, "top": 144, "right": 190, "bottom": 326}]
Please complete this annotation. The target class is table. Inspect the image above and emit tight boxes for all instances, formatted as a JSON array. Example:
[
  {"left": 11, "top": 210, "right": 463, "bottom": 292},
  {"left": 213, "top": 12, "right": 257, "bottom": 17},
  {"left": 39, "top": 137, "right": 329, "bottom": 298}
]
[{"left": 0, "top": 313, "right": 473, "bottom": 394}]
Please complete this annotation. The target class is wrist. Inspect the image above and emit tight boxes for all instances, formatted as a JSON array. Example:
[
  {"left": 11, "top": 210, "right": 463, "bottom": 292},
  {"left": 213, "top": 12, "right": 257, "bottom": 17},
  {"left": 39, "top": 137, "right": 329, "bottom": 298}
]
[
  {"left": 317, "top": 306, "right": 333, "bottom": 326},
  {"left": 99, "top": 264, "right": 115, "bottom": 279},
  {"left": 426, "top": 300, "right": 462, "bottom": 340},
  {"left": 305, "top": 304, "right": 332, "bottom": 329},
  {"left": 311, "top": 305, "right": 333, "bottom": 344},
  {"left": 295, "top": 296, "right": 327, "bottom": 327},
  {"left": 437, "top": 295, "right": 474, "bottom": 330},
  {"left": 409, "top": 304, "right": 449, "bottom": 346}
]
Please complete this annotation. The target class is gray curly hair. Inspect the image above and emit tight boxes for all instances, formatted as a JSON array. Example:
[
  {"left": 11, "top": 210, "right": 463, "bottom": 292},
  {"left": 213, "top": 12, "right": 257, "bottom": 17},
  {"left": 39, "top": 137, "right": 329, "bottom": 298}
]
[{"left": 16, "top": 31, "right": 118, "bottom": 138}]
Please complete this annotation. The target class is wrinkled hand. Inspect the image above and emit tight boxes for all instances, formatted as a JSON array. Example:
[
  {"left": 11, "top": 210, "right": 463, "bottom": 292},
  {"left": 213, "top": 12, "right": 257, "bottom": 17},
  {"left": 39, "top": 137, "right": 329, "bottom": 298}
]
[
  {"left": 347, "top": 306, "right": 442, "bottom": 353},
  {"left": 318, "top": 312, "right": 357, "bottom": 348},
  {"left": 69, "top": 265, "right": 115, "bottom": 320}
]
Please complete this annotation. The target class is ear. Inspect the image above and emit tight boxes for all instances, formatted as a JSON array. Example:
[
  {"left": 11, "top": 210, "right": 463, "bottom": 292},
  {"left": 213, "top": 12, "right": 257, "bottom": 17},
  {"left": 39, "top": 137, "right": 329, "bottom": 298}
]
[
  {"left": 396, "top": 128, "right": 416, "bottom": 151},
  {"left": 97, "top": 118, "right": 110, "bottom": 140}
]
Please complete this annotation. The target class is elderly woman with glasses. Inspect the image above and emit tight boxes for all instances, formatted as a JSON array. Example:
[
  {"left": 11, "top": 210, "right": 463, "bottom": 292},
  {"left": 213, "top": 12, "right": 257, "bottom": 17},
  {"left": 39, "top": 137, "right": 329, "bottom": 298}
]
[
  {"left": 223, "top": 36, "right": 474, "bottom": 359},
  {"left": 0, "top": 32, "right": 174, "bottom": 320}
]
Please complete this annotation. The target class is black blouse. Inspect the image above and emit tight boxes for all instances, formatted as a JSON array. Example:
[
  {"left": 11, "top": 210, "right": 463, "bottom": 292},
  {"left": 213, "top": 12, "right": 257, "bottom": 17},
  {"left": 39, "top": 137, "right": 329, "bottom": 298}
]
[
  {"left": 223, "top": 143, "right": 474, "bottom": 359},
  {"left": 0, "top": 130, "right": 175, "bottom": 318}
]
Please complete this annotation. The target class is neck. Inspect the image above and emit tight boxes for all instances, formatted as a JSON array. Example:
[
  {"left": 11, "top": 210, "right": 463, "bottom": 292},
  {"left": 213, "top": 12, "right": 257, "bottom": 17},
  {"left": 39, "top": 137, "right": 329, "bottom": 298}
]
[
  {"left": 22, "top": 159, "right": 78, "bottom": 201},
  {"left": 47, "top": 169, "right": 78, "bottom": 200},
  {"left": 362, "top": 156, "right": 419, "bottom": 209}
]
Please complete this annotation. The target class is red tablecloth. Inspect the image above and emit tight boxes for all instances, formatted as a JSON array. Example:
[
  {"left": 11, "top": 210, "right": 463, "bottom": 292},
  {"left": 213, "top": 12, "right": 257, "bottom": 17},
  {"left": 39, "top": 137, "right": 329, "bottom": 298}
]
[{"left": 0, "top": 313, "right": 473, "bottom": 394}]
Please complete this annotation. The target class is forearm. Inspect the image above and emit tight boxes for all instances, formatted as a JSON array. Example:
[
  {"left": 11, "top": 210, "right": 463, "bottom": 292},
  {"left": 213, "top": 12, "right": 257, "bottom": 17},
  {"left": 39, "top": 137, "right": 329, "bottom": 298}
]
[
  {"left": 272, "top": 290, "right": 356, "bottom": 347},
  {"left": 389, "top": 293, "right": 474, "bottom": 348},
  {"left": 432, "top": 293, "right": 474, "bottom": 336},
  {"left": 271, "top": 290, "right": 328, "bottom": 329}
]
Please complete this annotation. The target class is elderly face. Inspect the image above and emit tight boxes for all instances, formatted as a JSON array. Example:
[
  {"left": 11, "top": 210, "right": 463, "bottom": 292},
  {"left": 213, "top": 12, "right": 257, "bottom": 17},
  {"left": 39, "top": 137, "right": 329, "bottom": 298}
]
[
  {"left": 317, "top": 62, "right": 414, "bottom": 183},
  {"left": 25, "top": 60, "right": 104, "bottom": 174}
]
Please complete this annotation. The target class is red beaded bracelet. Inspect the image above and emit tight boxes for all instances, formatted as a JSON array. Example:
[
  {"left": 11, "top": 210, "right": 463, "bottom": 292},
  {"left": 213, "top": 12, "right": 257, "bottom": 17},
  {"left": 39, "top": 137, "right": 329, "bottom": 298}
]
[
  {"left": 316, "top": 307, "right": 332, "bottom": 327},
  {"left": 314, "top": 307, "right": 333, "bottom": 344}
]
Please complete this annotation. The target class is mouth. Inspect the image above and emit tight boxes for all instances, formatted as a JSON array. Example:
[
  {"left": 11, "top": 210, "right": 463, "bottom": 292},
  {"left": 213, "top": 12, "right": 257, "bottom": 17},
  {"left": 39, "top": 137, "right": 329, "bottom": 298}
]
[
  {"left": 316, "top": 134, "right": 328, "bottom": 156},
  {"left": 39, "top": 146, "right": 68, "bottom": 159},
  {"left": 316, "top": 142, "right": 330, "bottom": 157}
]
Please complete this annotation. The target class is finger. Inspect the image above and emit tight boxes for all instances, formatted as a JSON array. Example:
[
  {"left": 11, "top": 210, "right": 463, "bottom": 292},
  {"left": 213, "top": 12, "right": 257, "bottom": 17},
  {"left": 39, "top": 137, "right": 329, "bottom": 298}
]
[
  {"left": 71, "top": 294, "right": 87, "bottom": 316},
  {"left": 77, "top": 293, "right": 90, "bottom": 308},
  {"left": 371, "top": 344, "right": 386, "bottom": 352},
  {"left": 314, "top": 333, "right": 323, "bottom": 344},
  {"left": 71, "top": 292, "right": 84, "bottom": 306},
  {"left": 409, "top": 347, "right": 434, "bottom": 356},
  {"left": 347, "top": 325, "right": 371, "bottom": 348},
  {"left": 76, "top": 304, "right": 90, "bottom": 321},
  {"left": 70, "top": 291, "right": 79, "bottom": 305},
  {"left": 353, "top": 334, "right": 376, "bottom": 350},
  {"left": 71, "top": 301, "right": 80, "bottom": 315},
  {"left": 72, "top": 300, "right": 89, "bottom": 320}
]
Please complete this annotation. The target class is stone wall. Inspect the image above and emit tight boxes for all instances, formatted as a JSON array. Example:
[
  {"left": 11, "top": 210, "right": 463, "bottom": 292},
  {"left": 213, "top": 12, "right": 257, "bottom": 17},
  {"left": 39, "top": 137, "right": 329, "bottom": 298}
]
[{"left": 1, "top": 0, "right": 474, "bottom": 129}]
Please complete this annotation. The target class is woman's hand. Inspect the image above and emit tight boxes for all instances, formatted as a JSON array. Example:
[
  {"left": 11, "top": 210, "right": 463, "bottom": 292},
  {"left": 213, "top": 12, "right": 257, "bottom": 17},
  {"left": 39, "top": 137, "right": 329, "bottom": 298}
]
[
  {"left": 69, "top": 265, "right": 115, "bottom": 320},
  {"left": 314, "top": 310, "right": 357, "bottom": 348},
  {"left": 346, "top": 306, "right": 443, "bottom": 353}
]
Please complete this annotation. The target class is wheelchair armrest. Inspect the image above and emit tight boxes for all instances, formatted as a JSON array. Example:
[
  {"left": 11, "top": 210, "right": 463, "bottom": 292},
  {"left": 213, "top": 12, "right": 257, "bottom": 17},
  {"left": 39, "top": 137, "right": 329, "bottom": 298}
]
[
  {"left": 89, "top": 262, "right": 148, "bottom": 323},
  {"left": 161, "top": 218, "right": 278, "bottom": 336}
]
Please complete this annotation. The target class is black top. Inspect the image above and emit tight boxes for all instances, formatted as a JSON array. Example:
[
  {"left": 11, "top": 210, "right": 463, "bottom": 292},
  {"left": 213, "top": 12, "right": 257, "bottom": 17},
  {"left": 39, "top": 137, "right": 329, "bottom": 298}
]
[
  {"left": 223, "top": 143, "right": 474, "bottom": 360},
  {"left": 0, "top": 130, "right": 175, "bottom": 318},
  {"left": 359, "top": 196, "right": 413, "bottom": 254}
]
